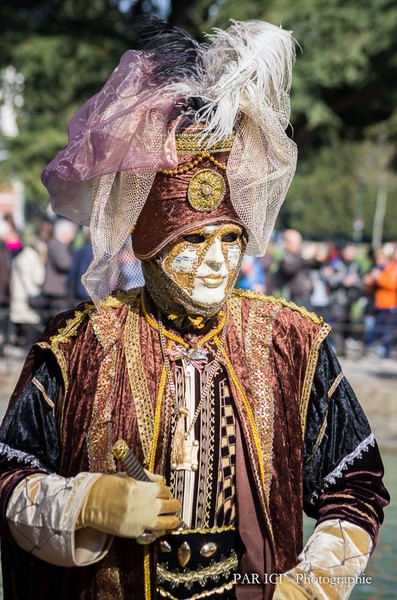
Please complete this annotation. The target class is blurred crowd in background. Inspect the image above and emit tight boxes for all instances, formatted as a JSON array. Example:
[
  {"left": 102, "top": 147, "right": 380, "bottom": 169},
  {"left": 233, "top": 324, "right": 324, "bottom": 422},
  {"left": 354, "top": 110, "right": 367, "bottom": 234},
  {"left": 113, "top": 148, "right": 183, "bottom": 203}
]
[
  {"left": 238, "top": 229, "right": 397, "bottom": 360},
  {"left": 0, "top": 215, "right": 396, "bottom": 361},
  {"left": 0, "top": 214, "right": 144, "bottom": 356}
]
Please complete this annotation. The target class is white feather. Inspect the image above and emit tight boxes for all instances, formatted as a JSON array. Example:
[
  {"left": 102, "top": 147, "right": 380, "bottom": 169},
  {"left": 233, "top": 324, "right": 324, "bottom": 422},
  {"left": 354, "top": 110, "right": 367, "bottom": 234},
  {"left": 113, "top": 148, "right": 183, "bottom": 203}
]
[{"left": 165, "top": 20, "right": 297, "bottom": 145}]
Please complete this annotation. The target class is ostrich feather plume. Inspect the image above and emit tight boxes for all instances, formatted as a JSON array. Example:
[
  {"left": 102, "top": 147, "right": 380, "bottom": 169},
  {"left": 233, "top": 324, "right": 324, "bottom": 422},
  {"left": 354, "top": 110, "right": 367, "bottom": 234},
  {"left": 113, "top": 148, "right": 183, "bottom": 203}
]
[{"left": 164, "top": 20, "right": 297, "bottom": 145}]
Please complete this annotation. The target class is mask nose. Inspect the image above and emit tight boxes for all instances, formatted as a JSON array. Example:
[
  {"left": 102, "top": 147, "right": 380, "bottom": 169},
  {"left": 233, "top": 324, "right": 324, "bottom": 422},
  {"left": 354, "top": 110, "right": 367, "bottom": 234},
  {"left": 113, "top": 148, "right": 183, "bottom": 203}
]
[{"left": 203, "top": 238, "right": 224, "bottom": 272}]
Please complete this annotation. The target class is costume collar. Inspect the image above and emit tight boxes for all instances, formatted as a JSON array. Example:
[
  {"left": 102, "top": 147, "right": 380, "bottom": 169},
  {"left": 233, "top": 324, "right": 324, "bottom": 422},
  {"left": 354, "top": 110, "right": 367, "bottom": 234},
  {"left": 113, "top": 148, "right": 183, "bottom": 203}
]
[{"left": 141, "top": 291, "right": 227, "bottom": 349}]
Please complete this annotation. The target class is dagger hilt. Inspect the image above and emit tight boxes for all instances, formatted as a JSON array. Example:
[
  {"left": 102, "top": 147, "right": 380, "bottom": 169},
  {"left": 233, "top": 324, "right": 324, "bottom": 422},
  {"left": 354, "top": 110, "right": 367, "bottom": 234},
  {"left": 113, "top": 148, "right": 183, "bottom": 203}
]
[{"left": 112, "top": 440, "right": 150, "bottom": 482}]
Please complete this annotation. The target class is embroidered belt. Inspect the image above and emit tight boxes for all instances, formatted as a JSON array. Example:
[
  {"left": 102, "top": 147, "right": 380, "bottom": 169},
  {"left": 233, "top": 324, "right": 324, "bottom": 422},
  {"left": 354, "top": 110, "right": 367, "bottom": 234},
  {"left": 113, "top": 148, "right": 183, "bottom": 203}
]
[{"left": 156, "top": 528, "right": 241, "bottom": 599}]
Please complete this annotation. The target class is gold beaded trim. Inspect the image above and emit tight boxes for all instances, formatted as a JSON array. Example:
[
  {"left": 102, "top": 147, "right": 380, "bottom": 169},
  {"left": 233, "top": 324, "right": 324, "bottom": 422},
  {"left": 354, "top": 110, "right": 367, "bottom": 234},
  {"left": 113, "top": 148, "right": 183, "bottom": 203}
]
[
  {"left": 87, "top": 308, "right": 123, "bottom": 475},
  {"left": 157, "top": 552, "right": 238, "bottom": 586},
  {"left": 245, "top": 300, "right": 279, "bottom": 503},
  {"left": 168, "top": 525, "right": 236, "bottom": 536},
  {"left": 227, "top": 295, "right": 243, "bottom": 339},
  {"left": 124, "top": 296, "right": 155, "bottom": 467},
  {"left": 175, "top": 132, "right": 234, "bottom": 154},
  {"left": 157, "top": 581, "right": 235, "bottom": 600},
  {"left": 160, "top": 151, "right": 227, "bottom": 176}
]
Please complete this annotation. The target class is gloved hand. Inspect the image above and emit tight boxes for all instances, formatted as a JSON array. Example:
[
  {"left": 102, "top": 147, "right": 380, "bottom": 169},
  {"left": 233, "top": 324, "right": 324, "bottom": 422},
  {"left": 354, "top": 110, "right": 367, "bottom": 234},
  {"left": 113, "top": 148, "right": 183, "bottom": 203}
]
[{"left": 76, "top": 472, "right": 181, "bottom": 539}]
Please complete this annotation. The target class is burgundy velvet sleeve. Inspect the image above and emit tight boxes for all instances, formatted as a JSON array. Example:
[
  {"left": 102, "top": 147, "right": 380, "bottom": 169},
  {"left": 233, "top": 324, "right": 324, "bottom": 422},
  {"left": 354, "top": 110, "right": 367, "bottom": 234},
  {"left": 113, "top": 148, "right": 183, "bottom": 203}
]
[{"left": 303, "top": 339, "right": 390, "bottom": 544}]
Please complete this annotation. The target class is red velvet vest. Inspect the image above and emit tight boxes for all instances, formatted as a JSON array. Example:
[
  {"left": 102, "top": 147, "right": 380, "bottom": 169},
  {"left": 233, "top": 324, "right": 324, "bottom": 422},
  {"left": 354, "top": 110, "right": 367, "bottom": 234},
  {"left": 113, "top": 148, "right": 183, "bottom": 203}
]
[{"left": 12, "top": 288, "right": 330, "bottom": 600}]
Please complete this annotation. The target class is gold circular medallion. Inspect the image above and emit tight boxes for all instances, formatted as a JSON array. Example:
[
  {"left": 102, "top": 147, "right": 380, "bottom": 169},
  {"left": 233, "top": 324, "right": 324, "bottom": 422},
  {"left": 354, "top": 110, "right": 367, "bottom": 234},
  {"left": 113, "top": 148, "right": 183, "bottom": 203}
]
[{"left": 187, "top": 169, "right": 226, "bottom": 212}]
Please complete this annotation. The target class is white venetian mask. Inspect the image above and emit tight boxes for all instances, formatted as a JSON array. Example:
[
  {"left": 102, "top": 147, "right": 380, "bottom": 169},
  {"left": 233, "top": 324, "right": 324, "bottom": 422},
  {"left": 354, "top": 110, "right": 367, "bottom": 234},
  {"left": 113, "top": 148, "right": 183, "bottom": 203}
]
[{"left": 159, "top": 223, "right": 244, "bottom": 307}]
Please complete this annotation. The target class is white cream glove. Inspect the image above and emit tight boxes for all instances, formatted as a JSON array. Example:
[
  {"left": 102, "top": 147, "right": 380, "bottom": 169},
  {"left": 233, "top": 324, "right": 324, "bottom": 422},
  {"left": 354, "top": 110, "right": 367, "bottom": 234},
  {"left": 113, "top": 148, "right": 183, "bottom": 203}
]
[
  {"left": 273, "top": 519, "right": 373, "bottom": 600},
  {"left": 76, "top": 472, "right": 181, "bottom": 539}
]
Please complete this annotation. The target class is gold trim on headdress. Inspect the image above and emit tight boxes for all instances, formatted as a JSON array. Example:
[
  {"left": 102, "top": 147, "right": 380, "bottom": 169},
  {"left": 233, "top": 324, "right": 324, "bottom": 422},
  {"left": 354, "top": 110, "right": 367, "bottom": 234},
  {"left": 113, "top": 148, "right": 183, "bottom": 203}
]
[
  {"left": 160, "top": 151, "right": 227, "bottom": 176},
  {"left": 187, "top": 169, "right": 226, "bottom": 212},
  {"left": 175, "top": 132, "right": 235, "bottom": 155}
]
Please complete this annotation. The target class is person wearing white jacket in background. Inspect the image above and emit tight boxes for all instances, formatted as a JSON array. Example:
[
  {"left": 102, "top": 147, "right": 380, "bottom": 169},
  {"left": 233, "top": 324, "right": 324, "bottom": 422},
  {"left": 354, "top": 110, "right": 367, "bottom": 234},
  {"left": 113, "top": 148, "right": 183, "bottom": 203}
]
[{"left": 10, "top": 239, "right": 46, "bottom": 348}]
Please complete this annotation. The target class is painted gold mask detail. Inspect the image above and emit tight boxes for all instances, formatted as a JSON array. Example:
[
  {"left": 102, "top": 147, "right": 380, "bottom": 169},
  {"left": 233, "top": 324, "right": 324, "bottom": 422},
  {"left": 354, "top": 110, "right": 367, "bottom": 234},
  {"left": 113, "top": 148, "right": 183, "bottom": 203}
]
[{"left": 160, "top": 223, "right": 244, "bottom": 307}]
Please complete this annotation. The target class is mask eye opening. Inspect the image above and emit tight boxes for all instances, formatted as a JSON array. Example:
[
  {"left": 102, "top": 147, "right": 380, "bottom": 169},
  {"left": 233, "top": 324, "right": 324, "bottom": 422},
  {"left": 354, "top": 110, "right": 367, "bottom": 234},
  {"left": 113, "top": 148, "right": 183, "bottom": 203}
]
[
  {"left": 221, "top": 232, "right": 239, "bottom": 243},
  {"left": 182, "top": 233, "right": 206, "bottom": 244}
]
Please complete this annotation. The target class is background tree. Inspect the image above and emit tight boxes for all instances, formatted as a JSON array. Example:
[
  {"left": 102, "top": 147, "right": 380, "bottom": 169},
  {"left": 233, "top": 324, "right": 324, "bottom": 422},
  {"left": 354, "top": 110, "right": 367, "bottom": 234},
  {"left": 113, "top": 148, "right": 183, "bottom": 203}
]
[
  {"left": 1, "top": 0, "right": 396, "bottom": 243},
  {"left": 207, "top": 0, "right": 397, "bottom": 243},
  {"left": 0, "top": 1, "right": 137, "bottom": 210}
]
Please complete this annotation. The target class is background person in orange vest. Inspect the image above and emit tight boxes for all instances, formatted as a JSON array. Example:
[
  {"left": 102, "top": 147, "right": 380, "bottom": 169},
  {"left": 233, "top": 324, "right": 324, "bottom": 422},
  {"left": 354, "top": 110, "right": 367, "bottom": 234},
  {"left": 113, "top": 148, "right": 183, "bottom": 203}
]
[{"left": 363, "top": 243, "right": 397, "bottom": 358}]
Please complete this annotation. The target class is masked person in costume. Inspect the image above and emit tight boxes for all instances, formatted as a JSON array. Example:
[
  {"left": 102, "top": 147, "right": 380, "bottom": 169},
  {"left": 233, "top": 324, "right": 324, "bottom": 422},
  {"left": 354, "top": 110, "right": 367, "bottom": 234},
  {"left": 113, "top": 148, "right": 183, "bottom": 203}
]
[{"left": 0, "top": 18, "right": 389, "bottom": 600}]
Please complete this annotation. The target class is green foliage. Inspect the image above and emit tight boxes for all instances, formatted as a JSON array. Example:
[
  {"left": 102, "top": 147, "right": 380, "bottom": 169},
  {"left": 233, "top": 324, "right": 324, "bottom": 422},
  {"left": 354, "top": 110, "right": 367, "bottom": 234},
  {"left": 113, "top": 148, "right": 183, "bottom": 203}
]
[
  {"left": 202, "top": 0, "right": 397, "bottom": 145},
  {"left": 1, "top": 0, "right": 397, "bottom": 242},
  {"left": 278, "top": 143, "right": 359, "bottom": 240},
  {"left": 0, "top": 125, "right": 66, "bottom": 204},
  {"left": 13, "top": 35, "right": 125, "bottom": 115},
  {"left": 0, "top": 2, "right": 133, "bottom": 204},
  {"left": 267, "top": 0, "right": 397, "bottom": 138},
  {"left": 278, "top": 139, "right": 397, "bottom": 242}
]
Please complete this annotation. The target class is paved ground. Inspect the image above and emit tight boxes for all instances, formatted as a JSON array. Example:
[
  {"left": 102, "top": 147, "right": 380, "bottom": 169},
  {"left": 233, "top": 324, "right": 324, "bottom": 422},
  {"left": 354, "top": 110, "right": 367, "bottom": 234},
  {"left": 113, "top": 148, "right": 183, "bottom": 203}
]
[{"left": 0, "top": 343, "right": 396, "bottom": 450}]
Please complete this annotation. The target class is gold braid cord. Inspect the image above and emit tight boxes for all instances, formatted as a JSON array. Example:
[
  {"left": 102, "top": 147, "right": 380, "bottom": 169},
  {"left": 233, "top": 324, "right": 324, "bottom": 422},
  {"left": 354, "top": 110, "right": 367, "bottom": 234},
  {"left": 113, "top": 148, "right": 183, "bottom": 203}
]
[
  {"left": 300, "top": 322, "right": 332, "bottom": 440},
  {"left": 124, "top": 295, "right": 155, "bottom": 467},
  {"left": 36, "top": 304, "right": 95, "bottom": 397},
  {"left": 306, "top": 371, "right": 344, "bottom": 462}
]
